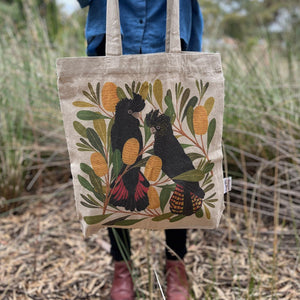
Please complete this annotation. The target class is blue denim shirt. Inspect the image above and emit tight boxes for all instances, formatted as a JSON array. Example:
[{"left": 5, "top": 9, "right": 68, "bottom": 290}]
[{"left": 78, "top": 0, "right": 203, "bottom": 55}]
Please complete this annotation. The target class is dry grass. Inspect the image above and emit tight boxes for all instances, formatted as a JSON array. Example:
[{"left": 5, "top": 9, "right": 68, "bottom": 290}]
[{"left": 0, "top": 186, "right": 299, "bottom": 300}]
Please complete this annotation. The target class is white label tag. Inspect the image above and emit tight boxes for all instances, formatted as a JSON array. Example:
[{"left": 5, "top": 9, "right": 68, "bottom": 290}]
[{"left": 223, "top": 177, "right": 232, "bottom": 193}]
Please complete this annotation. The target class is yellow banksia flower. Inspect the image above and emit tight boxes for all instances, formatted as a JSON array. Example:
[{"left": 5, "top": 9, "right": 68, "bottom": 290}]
[
  {"left": 139, "top": 81, "right": 149, "bottom": 100},
  {"left": 144, "top": 156, "right": 162, "bottom": 181},
  {"left": 101, "top": 82, "right": 119, "bottom": 112},
  {"left": 122, "top": 138, "right": 140, "bottom": 165},
  {"left": 90, "top": 152, "right": 108, "bottom": 177},
  {"left": 193, "top": 106, "right": 208, "bottom": 135},
  {"left": 147, "top": 186, "right": 160, "bottom": 209}
]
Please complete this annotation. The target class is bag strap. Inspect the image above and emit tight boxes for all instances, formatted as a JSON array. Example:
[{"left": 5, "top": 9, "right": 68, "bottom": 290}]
[{"left": 105, "top": 0, "right": 181, "bottom": 56}]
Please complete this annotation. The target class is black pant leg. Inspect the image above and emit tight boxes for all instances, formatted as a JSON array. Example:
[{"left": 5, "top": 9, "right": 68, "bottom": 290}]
[
  {"left": 108, "top": 228, "right": 131, "bottom": 261},
  {"left": 165, "top": 229, "right": 187, "bottom": 260}
]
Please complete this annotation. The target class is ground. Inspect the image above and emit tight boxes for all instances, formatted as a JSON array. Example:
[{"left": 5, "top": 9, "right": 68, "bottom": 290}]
[{"left": 0, "top": 187, "right": 299, "bottom": 300}]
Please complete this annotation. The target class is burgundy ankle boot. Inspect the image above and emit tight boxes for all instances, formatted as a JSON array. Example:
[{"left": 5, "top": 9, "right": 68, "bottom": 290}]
[
  {"left": 166, "top": 260, "right": 190, "bottom": 300},
  {"left": 110, "top": 261, "right": 134, "bottom": 300}
]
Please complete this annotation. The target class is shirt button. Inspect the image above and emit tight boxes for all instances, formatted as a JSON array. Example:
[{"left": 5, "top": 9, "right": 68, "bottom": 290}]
[{"left": 139, "top": 19, "right": 144, "bottom": 24}]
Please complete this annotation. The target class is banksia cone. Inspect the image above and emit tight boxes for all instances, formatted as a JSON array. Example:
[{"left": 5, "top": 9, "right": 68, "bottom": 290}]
[
  {"left": 101, "top": 82, "right": 119, "bottom": 112},
  {"left": 122, "top": 138, "right": 140, "bottom": 165},
  {"left": 193, "top": 106, "right": 208, "bottom": 135},
  {"left": 147, "top": 186, "right": 160, "bottom": 209},
  {"left": 144, "top": 156, "right": 162, "bottom": 181},
  {"left": 90, "top": 152, "right": 108, "bottom": 177},
  {"left": 139, "top": 81, "right": 149, "bottom": 100}
]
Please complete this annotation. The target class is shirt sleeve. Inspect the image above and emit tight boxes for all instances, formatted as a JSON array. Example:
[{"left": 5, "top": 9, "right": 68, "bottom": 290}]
[{"left": 77, "top": 0, "right": 91, "bottom": 8}]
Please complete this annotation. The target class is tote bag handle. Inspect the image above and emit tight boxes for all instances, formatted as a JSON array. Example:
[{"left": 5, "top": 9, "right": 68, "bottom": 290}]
[{"left": 105, "top": 0, "right": 181, "bottom": 56}]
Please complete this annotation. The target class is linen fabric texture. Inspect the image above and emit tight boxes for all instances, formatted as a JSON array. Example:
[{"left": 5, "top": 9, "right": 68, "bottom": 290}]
[{"left": 57, "top": 0, "right": 225, "bottom": 237}]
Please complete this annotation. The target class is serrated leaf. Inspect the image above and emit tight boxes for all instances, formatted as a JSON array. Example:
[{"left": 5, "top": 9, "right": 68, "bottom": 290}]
[
  {"left": 186, "top": 106, "right": 195, "bottom": 136},
  {"left": 153, "top": 79, "right": 163, "bottom": 110},
  {"left": 77, "top": 111, "right": 109, "bottom": 120},
  {"left": 173, "top": 169, "right": 204, "bottom": 182},
  {"left": 152, "top": 212, "right": 174, "bottom": 221},
  {"left": 78, "top": 175, "right": 94, "bottom": 192},
  {"left": 204, "top": 204, "right": 211, "bottom": 219},
  {"left": 73, "top": 121, "right": 87, "bottom": 138},
  {"left": 86, "top": 128, "right": 106, "bottom": 158},
  {"left": 207, "top": 118, "right": 216, "bottom": 151},
  {"left": 93, "top": 119, "right": 107, "bottom": 146},
  {"left": 82, "top": 90, "right": 97, "bottom": 104},
  {"left": 84, "top": 214, "right": 113, "bottom": 225},
  {"left": 181, "top": 96, "right": 198, "bottom": 121},
  {"left": 117, "top": 87, "right": 127, "bottom": 100},
  {"left": 204, "top": 97, "right": 215, "bottom": 115},
  {"left": 160, "top": 188, "right": 172, "bottom": 213},
  {"left": 179, "top": 88, "right": 190, "bottom": 116},
  {"left": 112, "top": 149, "right": 123, "bottom": 177},
  {"left": 72, "top": 101, "right": 96, "bottom": 107},
  {"left": 170, "top": 214, "right": 186, "bottom": 222},
  {"left": 196, "top": 207, "right": 204, "bottom": 218}
]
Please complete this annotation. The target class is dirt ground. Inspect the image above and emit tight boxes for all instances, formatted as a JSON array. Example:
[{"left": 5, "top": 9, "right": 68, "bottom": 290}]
[{"left": 0, "top": 186, "right": 299, "bottom": 300}]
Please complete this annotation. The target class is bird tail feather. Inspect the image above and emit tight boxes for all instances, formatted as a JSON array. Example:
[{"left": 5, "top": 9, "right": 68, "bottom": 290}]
[{"left": 169, "top": 184, "right": 203, "bottom": 216}]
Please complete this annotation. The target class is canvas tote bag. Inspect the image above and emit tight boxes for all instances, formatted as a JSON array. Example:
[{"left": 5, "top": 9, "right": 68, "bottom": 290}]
[{"left": 57, "top": 0, "right": 225, "bottom": 237}]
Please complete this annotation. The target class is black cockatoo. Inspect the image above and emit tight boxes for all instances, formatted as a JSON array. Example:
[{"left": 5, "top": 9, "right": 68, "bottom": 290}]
[
  {"left": 109, "top": 93, "right": 149, "bottom": 211},
  {"left": 145, "top": 110, "right": 204, "bottom": 216}
]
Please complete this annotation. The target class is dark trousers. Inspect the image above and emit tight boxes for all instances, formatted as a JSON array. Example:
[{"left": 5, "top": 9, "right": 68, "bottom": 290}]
[
  {"left": 108, "top": 228, "right": 187, "bottom": 261},
  {"left": 96, "top": 37, "right": 188, "bottom": 262}
]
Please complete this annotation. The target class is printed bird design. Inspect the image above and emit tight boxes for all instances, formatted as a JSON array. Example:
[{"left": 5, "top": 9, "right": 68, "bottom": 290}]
[
  {"left": 145, "top": 110, "right": 204, "bottom": 216},
  {"left": 109, "top": 93, "right": 149, "bottom": 211}
]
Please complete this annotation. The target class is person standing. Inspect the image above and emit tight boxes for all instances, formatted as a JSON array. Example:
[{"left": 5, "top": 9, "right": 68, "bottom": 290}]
[{"left": 77, "top": 1, "right": 203, "bottom": 299}]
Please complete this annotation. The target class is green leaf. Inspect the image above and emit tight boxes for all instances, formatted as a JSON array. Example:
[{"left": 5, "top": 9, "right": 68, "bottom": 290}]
[
  {"left": 144, "top": 122, "right": 151, "bottom": 144},
  {"left": 152, "top": 212, "right": 174, "bottom": 221},
  {"left": 107, "top": 117, "right": 115, "bottom": 149},
  {"left": 80, "top": 163, "right": 93, "bottom": 174},
  {"left": 207, "top": 118, "right": 216, "bottom": 151},
  {"left": 135, "top": 81, "right": 141, "bottom": 93},
  {"left": 206, "top": 199, "right": 218, "bottom": 203},
  {"left": 103, "top": 216, "right": 129, "bottom": 226},
  {"left": 170, "top": 215, "right": 186, "bottom": 222},
  {"left": 173, "top": 169, "right": 204, "bottom": 182},
  {"left": 204, "top": 97, "right": 215, "bottom": 115},
  {"left": 157, "top": 183, "right": 176, "bottom": 190},
  {"left": 195, "top": 207, "right": 204, "bottom": 218},
  {"left": 131, "top": 81, "right": 135, "bottom": 93},
  {"left": 132, "top": 156, "right": 150, "bottom": 168},
  {"left": 200, "top": 82, "right": 209, "bottom": 100},
  {"left": 125, "top": 83, "right": 133, "bottom": 98},
  {"left": 89, "top": 172, "right": 103, "bottom": 194},
  {"left": 196, "top": 80, "right": 200, "bottom": 96},
  {"left": 76, "top": 143, "right": 93, "bottom": 150},
  {"left": 93, "top": 119, "right": 107, "bottom": 146},
  {"left": 96, "top": 82, "right": 100, "bottom": 104},
  {"left": 113, "top": 149, "right": 123, "bottom": 177},
  {"left": 84, "top": 214, "right": 113, "bottom": 225},
  {"left": 205, "top": 192, "right": 216, "bottom": 201},
  {"left": 94, "top": 191, "right": 106, "bottom": 202},
  {"left": 203, "top": 161, "right": 214, "bottom": 174},
  {"left": 187, "top": 153, "right": 204, "bottom": 161},
  {"left": 164, "top": 89, "right": 175, "bottom": 124},
  {"left": 80, "top": 202, "right": 99, "bottom": 209},
  {"left": 182, "top": 96, "right": 198, "bottom": 121},
  {"left": 186, "top": 106, "right": 195, "bottom": 136},
  {"left": 73, "top": 121, "right": 87, "bottom": 138},
  {"left": 77, "top": 111, "right": 109, "bottom": 120},
  {"left": 204, "top": 202, "right": 215, "bottom": 208},
  {"left": 181, "top": 144, "right": 193, "bottom": 149},
  {"left": 204, "top": 204, "right": 211, "bottom": 219},
  {"left": 81, "top": 194, "right": 101, "bottom": 207},
  {"left": 72, "top": 101, "right": 96, "bottom": 107},
  {"left": 78, "top": 175, "right": 94, "bottom": 192},
  {"left": 88, "top": 82, "right": 97, "bottom": 102},
  {"left": 153, "top": 79, "right": 163, "bottom": 110},
  {"left": 82, "top": 90, "right": 97, "bottom": 104},
  {"left": 111, "top": 218, "right": 146, "bottom": 226},
  {"left": 204, "top": 183, "right": 214, "bottom": 193},
  {"left": 179, "top": 88, "right": 190, "bottom": 116},
  {"left": 160, "top": 188, "right": 171, "bottom": 213},
  {"left": 78, "top": 148, "right": 93, "bottom": 152},
  {"left": 117, "top": 87, "right": 127, "bottom": 100},
  {"left": 86, "top": 127, "right": 106, "bottom": 158}
]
